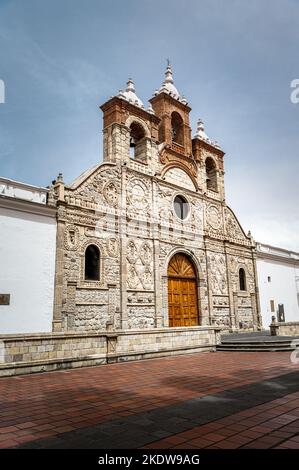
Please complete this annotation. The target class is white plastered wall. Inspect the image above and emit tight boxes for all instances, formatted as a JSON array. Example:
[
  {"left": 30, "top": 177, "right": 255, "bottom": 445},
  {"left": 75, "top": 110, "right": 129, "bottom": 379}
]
[{"left": 0, "top": 206, "right": 56, "bottom": 334}]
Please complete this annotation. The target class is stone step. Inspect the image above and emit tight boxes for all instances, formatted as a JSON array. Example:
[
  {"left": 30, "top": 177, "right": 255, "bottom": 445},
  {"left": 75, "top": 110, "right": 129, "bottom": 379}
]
[
  {"left": 217, "top": 346, "right": 295, "bottom": 352},
  {"left": 216, "top": 339, "right": 298, "bottom": 352}
]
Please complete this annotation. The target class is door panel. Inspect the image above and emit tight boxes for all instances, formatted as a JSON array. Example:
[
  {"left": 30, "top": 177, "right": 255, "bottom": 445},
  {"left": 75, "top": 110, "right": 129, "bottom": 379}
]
[{"left": 167, "top": 254, "right": 200, "bottom": 327}]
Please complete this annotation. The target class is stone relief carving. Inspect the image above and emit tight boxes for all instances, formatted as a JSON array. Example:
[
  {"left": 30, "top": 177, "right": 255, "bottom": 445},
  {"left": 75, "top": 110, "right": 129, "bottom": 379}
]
[
  {"left": 65, "top": 208, "right": 97, "bottom": 227},
  {"left": 211, "top": 315, "right": 231, "bottom": 327},
  {"left": 156, "top": 184, "right": 173, "bottom": 200},
  {"left": 140, "top": 242, "right": 153, "bottom": 265},
  {"left": 225, "top": 208, "right": 248, "bottom": 243},
  {"left": 141, "top": 266, "right": 153, "bottom": 290},
  {"left": 127, "top": 240, "right": 138, "bottom": 264},
  {"left": 208, "top": 253, "right": 228, "bottom": 295},
  {"left": 213, "top": 296, "right": 229, "bottom": 307},
  {"left": 64, "top": 225, "right": 79, "bottom": 251},
  {"left": 65, "top": 166, "right": 121, "bottom": 210},
  {"left": 126, "top": 177, "right": 150, "bottom": 218},
  {"left": 127, "top": 265, "right": 141, "bottom": 289},
  {"left": 103, "top": 180, "right": 119, "bottom": 207},
  {"left": 107, "top": 238, "right": 119, "bottom": 258},
  {"left": 206, "top": 204, "right": 222, "bottom": 231},
  {"left": 126, "top": 239, "right": 154, "bottom": 290},
  {"left": 127, "top": 292, "right": 154, "bottom": 304},
  {"left": 159, "top": 208, "right": 174, "bottom": 226}
]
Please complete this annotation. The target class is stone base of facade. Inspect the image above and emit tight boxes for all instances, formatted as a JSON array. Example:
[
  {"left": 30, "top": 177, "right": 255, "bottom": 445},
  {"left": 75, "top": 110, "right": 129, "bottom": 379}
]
[
  {"left": 270, "top": 321, "right": 299, "bottom": 337},
  {"left": 0, "top": 326, "right": 223, "bottom": 377}
]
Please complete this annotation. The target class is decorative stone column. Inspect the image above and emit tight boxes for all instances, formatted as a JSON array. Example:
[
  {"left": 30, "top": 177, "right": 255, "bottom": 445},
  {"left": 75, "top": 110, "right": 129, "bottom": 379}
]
[
  {"left": 233, "top": 292, "right": 239, "bottom": 330},
  {"left": 65, "top": 280, "right": 77, "bottom": 330},
  {"left": 152, "top": 180, "right": 162, "bottom": 328},
  {"left": 120, "top": 165, "right": 128, "bottom": 330},
  {"left": 224, "top": 243, "right": 235, "bottom": 330},
  {"left": 52, "top": 206, "right": 66, "bottom": 332},
  {"left": 250, "top": 292, "right": 258, "bottom": 331},
  {"left": 203, "top": 244, "right": 212, "bottom": 326},
  {"left": 251, "top": 246, "right": 263, "bottom": 329}
]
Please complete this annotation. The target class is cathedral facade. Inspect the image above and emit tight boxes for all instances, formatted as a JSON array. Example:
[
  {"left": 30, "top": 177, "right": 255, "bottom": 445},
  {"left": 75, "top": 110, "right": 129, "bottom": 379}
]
[{"left": 49, "top": 64, "right": 262, "bottom": 334}]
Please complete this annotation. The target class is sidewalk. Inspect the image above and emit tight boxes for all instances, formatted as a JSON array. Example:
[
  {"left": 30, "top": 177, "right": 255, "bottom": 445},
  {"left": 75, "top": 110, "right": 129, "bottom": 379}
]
[{"left": 0, "top": 351, "right": 298, "bottom": 449}]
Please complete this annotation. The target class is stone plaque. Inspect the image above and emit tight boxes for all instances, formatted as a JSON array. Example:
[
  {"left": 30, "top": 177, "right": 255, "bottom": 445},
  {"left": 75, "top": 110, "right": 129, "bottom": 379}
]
[{"left": 0, "top": 294, "right": 10, "bottom": 305}]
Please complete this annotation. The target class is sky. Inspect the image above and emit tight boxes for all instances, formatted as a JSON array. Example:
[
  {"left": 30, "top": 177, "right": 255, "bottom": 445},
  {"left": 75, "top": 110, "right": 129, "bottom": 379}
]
[{"left": 0, "top": 0, "right": 298, "bottom": 251}]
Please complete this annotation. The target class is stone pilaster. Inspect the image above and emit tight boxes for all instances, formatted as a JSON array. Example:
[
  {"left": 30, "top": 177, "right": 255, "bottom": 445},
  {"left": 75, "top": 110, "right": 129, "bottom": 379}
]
[
  {"left": 251, "top": 248, "right": 263, "bottom": 329},
  {"left": 203, "top": 242, "right": 213, "bottom": 326},
  {"left": 152, "top": 180, "right": 162, "bottom": 327},
  {"left": 52, "top": 211, "right": 65, "bottom": 332},
  {"left": 120, "top": 165, "right": 128, "bottom": 329},
  {"left": 224, "top": 243, "right": 235, "bottom": 329},
  {"left": 233, "top": 292, "right": 239, "bottom": 329}
]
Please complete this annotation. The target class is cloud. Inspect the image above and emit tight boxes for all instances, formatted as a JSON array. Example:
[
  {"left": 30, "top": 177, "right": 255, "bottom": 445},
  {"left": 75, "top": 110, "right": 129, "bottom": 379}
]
[{"left": 0, "top": 0, "right": 298, "bottom": 252}]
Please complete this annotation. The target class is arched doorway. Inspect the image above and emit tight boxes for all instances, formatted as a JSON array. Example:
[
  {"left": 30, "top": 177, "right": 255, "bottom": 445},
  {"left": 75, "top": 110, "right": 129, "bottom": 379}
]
[{"left": 167, "top": 253, "right": 200, "bottom": 327}]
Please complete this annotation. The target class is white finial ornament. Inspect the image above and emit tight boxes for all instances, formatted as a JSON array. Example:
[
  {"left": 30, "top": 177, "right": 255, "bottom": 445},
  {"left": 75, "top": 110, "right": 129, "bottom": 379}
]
[
  {"left": 195, "top": 119, "right": 209, "bottom": 141},
  {"left": 195, "top": 118, "right": 221, "bottom": 149},
  {"left": 117, "top": 78, "right": 144, "bottom": 109},
  {"left": 156, "top": 61, "right": 185, "bottom": 102},
  {"left": 126, "top": 78, "right": 135, "bottom": 92},
  {"left": 164, "top": 61, "right": 174, "bottom": 85}
]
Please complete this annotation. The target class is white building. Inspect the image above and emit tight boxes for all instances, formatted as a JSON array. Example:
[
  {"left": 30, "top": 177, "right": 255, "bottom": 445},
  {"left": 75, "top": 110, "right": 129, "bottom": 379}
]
[
  {"left": 0, "top": 177, "right": 57, "bottom": 334},
  {"left": 256, "top": 242, "right": 299, "bottom": 329}
]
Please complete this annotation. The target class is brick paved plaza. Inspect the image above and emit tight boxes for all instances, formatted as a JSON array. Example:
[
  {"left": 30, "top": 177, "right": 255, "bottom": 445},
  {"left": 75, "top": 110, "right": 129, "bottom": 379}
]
[{"left": 0, "top": 351, "right": 299, "bottom": 449}]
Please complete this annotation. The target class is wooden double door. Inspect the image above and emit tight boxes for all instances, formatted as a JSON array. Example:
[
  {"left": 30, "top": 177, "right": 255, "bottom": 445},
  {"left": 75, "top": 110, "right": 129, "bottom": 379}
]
[{"left": 167, "top": 253, "right": 200, "bottom": 327}]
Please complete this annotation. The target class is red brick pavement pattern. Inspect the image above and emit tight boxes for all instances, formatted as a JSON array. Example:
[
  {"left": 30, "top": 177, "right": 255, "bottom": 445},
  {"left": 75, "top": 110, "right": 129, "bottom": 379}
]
[
  {"left": 0, "top": 351, "right": 297, "bottom": 448},
  {"left": 144, "top": 391, "right": 299, "bottom": 449}
]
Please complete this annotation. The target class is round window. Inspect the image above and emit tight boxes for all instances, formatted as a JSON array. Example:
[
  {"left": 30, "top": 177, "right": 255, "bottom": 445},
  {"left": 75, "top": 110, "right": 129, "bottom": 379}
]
[{"left": 174, "top": 195, "right": 189, "bottom": 220}]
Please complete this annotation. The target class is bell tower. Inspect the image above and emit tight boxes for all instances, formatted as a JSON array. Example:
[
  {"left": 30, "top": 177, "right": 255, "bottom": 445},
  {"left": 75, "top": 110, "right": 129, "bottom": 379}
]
[
  {"left": 100, "top": 79, "right": 160, "bottom": 164},
  {"left": 192, "top": 119, "right": 226, "bottom": 200},
  {"left": 149, "top": 62, "right": 192, "bottom": 157}
]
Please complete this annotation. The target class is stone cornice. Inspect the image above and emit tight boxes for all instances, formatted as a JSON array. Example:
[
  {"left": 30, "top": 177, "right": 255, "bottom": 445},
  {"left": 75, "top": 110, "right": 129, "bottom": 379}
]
[
  {"left": 100, "top": 96, "right": 161, "bottom": 124},
  {"left": 192, "top": 137, "right": 225, "bottom": 157},
  {"left": 149, "top": 92, "right": 192, "bottom": 113}
]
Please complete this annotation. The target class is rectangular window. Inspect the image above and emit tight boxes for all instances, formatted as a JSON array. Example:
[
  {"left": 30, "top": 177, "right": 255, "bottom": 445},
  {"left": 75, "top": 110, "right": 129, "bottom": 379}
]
[{"left": 270, "top": 300, "right": 275, "bottom": 312}]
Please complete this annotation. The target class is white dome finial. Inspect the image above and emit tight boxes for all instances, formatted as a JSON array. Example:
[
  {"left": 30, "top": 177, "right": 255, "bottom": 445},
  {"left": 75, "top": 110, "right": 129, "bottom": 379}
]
[
  {"left": 126, "top": 78, "right": 135, "bottom": 92},
  {"left": 195, "top": 118, "right": 222, "bottom": 149},
  {"left": 195, "top": 118, "right": 210, "bottom": 141},
  {"left": 117, "top": 78, "right": 144, "bottom": 108},
  {"left": 197, "top": 119, "right": 205, "bottom": 134},
  {"left": 156, "top": 61, "right": 183, "bottom": 101},
  {"left": 164, "top": 59, "right": 174, "bottom": 84}
]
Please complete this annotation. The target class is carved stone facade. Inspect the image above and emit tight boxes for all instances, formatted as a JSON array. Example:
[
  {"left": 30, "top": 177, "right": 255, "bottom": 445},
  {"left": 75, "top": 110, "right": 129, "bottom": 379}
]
[{"left": 48, "top": 66, "right": 262, "bottom": 334}]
